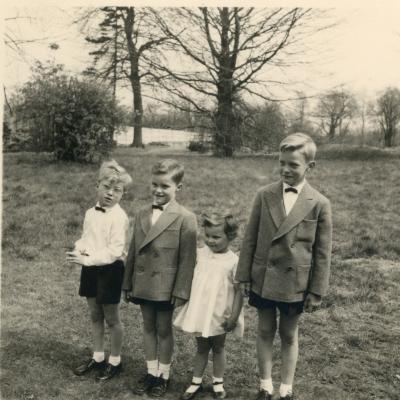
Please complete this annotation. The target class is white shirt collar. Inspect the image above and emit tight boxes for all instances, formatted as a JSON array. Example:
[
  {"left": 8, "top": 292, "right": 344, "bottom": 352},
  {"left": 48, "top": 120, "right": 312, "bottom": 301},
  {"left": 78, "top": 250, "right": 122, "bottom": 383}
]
[{"left": 283, "top": 179, "right": 306, "bottom": 194}]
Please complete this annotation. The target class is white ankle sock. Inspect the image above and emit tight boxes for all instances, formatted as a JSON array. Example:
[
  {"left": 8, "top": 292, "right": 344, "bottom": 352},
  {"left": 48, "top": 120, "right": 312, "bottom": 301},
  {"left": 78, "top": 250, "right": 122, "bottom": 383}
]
[
  {"left": 213, "top": 376, "right": 224, "bottom": 392},
  {"left": 260, "top": 378, "right": 273, "bottom": 394},
  {"left": 108, "top": 355, "right": 121, "bottom": 366},
  {"left": 93, "top": 351, "right": 105, "bottom": 363},
  {"left": 185, "top": 376, "right": 202, "bottom": 393},
  {"left": 146, "top": 360, "right": 158, "bottom": 377},
  {"left": 158, "top": 362, "right": 171, "bottom": 380},
  {"left": 279, "top": 383, "right": 293, "bottom": 397}
]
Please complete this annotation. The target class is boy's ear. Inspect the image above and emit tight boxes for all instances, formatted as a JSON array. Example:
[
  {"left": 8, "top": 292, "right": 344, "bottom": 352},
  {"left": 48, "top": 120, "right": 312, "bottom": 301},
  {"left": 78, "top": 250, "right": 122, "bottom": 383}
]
[
  {"left": 176, "top": 182, "right": 183, "bottom": 191},
  {"left": 308, "top": 161, "right": 316, "bottom": 170}
]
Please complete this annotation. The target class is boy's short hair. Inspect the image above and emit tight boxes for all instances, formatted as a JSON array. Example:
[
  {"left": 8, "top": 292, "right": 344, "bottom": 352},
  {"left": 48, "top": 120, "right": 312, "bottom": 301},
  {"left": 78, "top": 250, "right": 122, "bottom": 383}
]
[
  {"left": 279, "top": 133, "right": 317, "bottom": 162},
  {"left": 202, "top": 211, "right": 239, "bottom": 241},
  {"left": 151, "top": 159, "right": 184, "bottom": 184},
  {"left": 98, "top": 160, "right": 132, "bottom": 187}
]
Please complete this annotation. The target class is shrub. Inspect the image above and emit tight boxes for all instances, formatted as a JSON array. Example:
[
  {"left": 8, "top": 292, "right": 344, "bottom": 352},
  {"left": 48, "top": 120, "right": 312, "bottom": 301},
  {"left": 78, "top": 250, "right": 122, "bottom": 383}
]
[
  {"left": 8, "top": 61, "right": 126, "bottom": 163},
  {"left": 188, "top": 140, "right": 210, "bottom": 153}
]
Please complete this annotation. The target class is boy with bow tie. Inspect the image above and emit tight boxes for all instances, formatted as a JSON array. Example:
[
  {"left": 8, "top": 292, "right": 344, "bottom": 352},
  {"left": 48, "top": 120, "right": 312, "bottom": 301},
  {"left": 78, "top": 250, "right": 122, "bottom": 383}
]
[
  {"left": 122, "top": 159, "right": 197, "bottom": 397},
  {"left": 236, "top": 133, "right": 332, "bottom": 400},
  {"left": 66, "top": 160, "right": 132, "bottom": 381}
]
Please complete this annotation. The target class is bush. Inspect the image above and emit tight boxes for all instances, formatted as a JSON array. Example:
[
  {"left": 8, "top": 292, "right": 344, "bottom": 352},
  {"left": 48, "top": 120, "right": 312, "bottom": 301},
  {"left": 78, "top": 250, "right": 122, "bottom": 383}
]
[
  {"left": 188, "top": 140, "right": 210, "bottom": 153},
  {"left": 9, "top": 61, "right": 126, "bottom": 163}
]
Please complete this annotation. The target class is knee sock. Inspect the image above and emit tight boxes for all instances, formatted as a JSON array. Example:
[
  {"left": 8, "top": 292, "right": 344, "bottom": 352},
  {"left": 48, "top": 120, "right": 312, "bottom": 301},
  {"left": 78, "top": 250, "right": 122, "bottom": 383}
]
[
  {"left": 213, "top": 376, "right": 224, "bottom": 392},
  {"left": 108, "top": 355, "right": 121, "bottom": 366},
  {"left": 279, "top": 383, "right": 293, "bottom": 397},
  {"left": 260, "top": 378, "right": 273, "bottom": 394},
  {"left": 158, "top": 362, "right": 171, "bottom": 380},
  {"left": 185, "top": 376, "right": 202, "bottom": 393},
  {"left": 93, "top": 351, "right": 105, "bottom": 363},
  {"left": 147, "top": 360, "right": 158, "bottom": 377}
]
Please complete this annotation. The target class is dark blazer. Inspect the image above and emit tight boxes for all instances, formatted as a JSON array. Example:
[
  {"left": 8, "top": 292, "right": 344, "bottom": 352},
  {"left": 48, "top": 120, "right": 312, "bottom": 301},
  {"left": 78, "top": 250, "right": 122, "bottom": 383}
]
[
  {"left": 236, "top": 181, "right": 332, "bottom": 302},
  {"left": 122, "top": 200, "right": 197, "bottom": 301}
]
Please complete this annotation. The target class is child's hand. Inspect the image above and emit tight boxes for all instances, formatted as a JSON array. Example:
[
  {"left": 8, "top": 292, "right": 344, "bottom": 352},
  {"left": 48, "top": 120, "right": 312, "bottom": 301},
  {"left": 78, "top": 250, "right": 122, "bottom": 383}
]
[
  {"left": 171, "top": 296, "right": 186, "bottom": 308},
  {"left": 239, "top": 282, "right": 251, "bottom": 297},
  {"left": 66, "top": 251, "right": 87, "bottom": 265},
  {"left": 304, "top": 292, "right": 322, "bottom": 312},
  {"left": 222, "top": 318, "right": 237, "bottom": 332},
  {"left": 123, "top": 290, "right": 133, "bottom": 303}
]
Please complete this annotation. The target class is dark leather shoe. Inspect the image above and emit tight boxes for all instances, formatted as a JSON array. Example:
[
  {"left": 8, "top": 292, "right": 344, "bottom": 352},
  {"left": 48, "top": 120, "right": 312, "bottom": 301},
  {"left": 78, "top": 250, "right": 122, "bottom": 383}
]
[
  {"left": 73, "top": 358, "right": 106, "bottom": 376},
  {"left": 256, "top": 389, "right": 273, "bottom": 400},
  {"left": 279, "top": 393, "right": 294, "bottom": 400},
  {"left": 213, "top": 390, "right": 226, "bottom": 399},
  {"left": 96, "top": 363, "right": 122, "bottom": 381},
  {"left": 181, "top": 382, "right": 203, "bottom": 400},
  {"left": 133, "top": 373, "right": 158, "bottom": 395},
  {"left": 149, "top": 375, "right": 169, "bottom": 397}
]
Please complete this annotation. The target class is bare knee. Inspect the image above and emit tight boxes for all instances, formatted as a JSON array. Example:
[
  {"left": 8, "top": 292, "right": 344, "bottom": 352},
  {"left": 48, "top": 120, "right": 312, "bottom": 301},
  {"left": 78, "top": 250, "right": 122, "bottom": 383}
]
[
  {"left": 259, "top": 326, "right": 276, "bottom": 341},
  {"left": 156, "top": 322, "right": 172, "bottom": 339},
  {"left": 105, "top": 315, "right": 120, "bottom": 329},
  {"left": 279, "top": 328, "right": 297, "bottom": 346},
  {"left": 89, "top": 307, "right": 104, "bottom": 323}
]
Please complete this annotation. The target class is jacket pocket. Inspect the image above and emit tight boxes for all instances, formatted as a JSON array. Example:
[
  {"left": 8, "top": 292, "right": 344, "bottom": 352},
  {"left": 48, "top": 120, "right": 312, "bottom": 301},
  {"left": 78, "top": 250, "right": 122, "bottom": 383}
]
[
  {"left": 296, "top": 264, "right": 311, "bottom": 292},
  {"left": 296, "top": 219, "right": 317, "bottom": 242},
  {"left": 160, "top": 268, "right": 177, "bottom": 294}
]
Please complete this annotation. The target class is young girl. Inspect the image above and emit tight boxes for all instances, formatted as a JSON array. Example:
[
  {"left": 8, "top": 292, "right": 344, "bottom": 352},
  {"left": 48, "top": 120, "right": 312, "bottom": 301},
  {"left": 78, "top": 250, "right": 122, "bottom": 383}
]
[{"left": 174, "top": 212, "right": 244, "bottom": 400}]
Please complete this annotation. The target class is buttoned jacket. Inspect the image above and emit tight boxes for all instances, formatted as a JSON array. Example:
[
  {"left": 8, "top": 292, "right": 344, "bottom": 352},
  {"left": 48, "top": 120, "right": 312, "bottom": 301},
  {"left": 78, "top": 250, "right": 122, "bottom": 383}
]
[
  {"left": 122, "top": 200, "right": 197, "bottom": 301},
  {"left": 236, "top": 181, "right": 332, "bottom": 302}
]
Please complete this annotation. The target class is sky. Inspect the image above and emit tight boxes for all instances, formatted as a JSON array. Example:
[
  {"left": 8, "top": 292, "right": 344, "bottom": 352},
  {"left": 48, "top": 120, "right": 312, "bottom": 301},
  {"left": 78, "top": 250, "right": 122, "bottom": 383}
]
[{"left": 2, "top": 0, "right": 400, "bottom": 106}]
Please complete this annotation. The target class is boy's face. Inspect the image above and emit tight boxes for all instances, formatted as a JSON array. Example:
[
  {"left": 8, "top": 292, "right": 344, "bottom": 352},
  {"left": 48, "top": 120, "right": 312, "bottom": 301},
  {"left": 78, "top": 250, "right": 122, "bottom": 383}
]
[
  {"left": 151, "top": 173, "right": 182, "bottom": 206},
  {"left": 96, "top": 178, "right": 124, "bottom": 208},
  {"left": 204, "top": 224, "right": 229, "bottom": 254},
  {"left": 279, "top": 150, "right": 315, "bottom": 187}
]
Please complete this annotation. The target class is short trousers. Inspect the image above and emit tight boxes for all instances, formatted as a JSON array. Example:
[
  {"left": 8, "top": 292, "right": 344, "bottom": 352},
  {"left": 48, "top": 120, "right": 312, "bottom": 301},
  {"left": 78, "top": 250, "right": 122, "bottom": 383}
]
[
  {"left": 131, "top": 297, "right": 174, "bottom": 311},
  {"left": 249, "top": 291, "right": 304, "bottom": 316},
  {"left": 79, "top": 260, "right": 124, "bottom": 304}
]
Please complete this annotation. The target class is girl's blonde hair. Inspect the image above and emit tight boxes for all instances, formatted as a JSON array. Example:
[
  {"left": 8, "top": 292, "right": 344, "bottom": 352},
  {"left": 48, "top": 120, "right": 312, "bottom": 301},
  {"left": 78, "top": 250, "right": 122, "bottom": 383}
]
[{"left": 202, "top": 211, "right": 239, "bottom": 240}]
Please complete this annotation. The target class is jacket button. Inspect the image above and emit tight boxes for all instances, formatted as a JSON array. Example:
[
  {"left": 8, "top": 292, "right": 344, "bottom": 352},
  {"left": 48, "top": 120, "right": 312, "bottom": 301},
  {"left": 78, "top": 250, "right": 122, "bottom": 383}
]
[
  {"left": 290, "top": 243, "right": 295, "bottom": 248},
  {"left": 287, "top": 267, "right": 293, "bottom": 272}
]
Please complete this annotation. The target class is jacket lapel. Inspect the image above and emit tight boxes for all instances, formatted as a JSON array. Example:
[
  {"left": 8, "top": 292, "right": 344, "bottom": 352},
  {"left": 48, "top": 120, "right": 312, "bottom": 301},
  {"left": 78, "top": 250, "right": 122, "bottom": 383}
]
[
  {"left": 273, "top": 182, "right": 316, "bottom": 241},
  {"left": 139, "top": 201, "right": 180, "bottom": 250},
  {"left": 140, "top": 206, "right": 152, "bottom": 237},
  {"left": 264, "top": 182, "right": 285, "bottom": 229}
]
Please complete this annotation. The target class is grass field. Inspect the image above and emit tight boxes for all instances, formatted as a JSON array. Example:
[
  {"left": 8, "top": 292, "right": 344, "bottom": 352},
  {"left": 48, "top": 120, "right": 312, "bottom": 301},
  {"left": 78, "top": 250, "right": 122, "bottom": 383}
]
[{"left": 2, "top": 147, "right": 400, "bottom": 400}]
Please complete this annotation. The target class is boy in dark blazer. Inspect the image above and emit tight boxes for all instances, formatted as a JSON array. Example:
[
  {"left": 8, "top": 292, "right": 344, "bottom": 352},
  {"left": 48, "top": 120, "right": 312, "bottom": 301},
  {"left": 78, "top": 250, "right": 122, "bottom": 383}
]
[
  {"left": 123, "top": 159, "right": 197, "bottom": 398},
  {"left": 236, "top": 133, "right": 332, "bottom": 400}
]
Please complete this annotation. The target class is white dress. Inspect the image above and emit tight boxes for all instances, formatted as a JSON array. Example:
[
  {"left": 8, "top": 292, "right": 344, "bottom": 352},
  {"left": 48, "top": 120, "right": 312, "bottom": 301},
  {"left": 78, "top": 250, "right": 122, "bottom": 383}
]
[{"left": 174, "top": 246, "right": 244, "bottom": 338}]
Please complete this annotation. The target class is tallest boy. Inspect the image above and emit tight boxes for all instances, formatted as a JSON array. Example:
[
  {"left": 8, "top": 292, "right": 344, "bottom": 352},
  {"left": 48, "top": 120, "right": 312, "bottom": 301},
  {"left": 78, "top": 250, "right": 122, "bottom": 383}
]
[{"left": 236, "top": 133, "right": 332, "bottom": 400}]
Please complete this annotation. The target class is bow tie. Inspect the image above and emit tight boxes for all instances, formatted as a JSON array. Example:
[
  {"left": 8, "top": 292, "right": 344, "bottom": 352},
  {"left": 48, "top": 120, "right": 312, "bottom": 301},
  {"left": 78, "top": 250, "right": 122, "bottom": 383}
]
[
  {"left": 95, "top": 206, "right": 106, "bottom": 213},
  {"left": 285, "top": 187, "right": 298, "bottom": 194},
  {"left": 152, "top": 204, "right": 164, "bottom": 211}
]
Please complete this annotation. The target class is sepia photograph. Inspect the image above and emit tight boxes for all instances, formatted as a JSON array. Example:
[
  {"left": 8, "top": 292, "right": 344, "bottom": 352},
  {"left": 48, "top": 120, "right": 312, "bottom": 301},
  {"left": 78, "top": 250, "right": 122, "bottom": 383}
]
[{"left": 2, "top": 1, "right": 400, "bottom": 399}]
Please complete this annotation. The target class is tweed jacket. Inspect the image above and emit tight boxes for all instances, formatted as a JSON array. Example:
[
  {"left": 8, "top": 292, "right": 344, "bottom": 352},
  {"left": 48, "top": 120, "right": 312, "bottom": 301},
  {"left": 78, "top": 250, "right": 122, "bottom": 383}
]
[
  {"left": 122, "top": 200, "right": 197, "bottom": 301},
  {"left": 236, "top": 181, "right": 332, "bottom": 302}
]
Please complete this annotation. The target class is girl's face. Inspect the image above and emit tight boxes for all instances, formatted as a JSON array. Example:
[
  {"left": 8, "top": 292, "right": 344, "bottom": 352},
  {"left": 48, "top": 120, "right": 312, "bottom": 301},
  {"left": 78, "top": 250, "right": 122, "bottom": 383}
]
[
  {"left": 204, "top": 224, "right": 230, "bottom": 254},
  {"left": 96, "top": 178, "right": 124, "bottom": 208}
]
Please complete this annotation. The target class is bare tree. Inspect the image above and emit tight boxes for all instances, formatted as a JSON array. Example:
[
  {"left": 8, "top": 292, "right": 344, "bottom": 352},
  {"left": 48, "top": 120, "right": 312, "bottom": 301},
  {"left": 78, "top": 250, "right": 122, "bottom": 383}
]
[
  {"left": 316, "top": 88, "right": 358, "bottom": 141},
  {"left": 151, "top": 7, "right": 323, "bottom": 156},
  {"left": 79, "top": 7, "right": 167, "bottom": 147},
  {"left": 375, "top": 87, "right": 400, "bottom": 147}
]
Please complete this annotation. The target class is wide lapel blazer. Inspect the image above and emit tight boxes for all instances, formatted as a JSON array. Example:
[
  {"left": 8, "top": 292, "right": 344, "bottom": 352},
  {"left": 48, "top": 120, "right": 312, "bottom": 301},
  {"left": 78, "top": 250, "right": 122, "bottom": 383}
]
[
  {"left": 272, "top": 182, "right": 317, "bottom": 241},
  {"left": 139, "top": 201, "right": 181, "bottom": 251}
]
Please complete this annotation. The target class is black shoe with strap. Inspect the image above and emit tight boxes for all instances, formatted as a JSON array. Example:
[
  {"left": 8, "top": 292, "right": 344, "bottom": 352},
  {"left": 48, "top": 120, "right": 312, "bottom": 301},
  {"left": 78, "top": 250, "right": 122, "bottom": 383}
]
[
  {"left": 73, "top": 358, "right": 106, "bottom": 376},
  {"left": 279, "top": 393, "right": 294, "bottom": 400},
  {"left": 96, "top": 362, "right": 122, "bottom": 381},
  {"left": 181, "top": 381, "right": 203, "bottom": 400},
  {"left": 213, "top": 380, "right": 226, "bottom": 399},
  {"left": 149, "top": 374, "right": 169, "bottom": 397},
  {"left": 255, "top": 389, "right": 273, "bottom": 400},
  {"left": 133, "top": 373, "right": 158, "bottom": 395}
]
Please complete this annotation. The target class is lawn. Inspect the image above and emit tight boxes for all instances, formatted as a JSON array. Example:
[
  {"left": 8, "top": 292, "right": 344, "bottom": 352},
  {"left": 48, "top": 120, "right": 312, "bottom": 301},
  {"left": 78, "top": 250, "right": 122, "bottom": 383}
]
[{"left": 1, "top": 147, "right": 400, "bottom": 400}]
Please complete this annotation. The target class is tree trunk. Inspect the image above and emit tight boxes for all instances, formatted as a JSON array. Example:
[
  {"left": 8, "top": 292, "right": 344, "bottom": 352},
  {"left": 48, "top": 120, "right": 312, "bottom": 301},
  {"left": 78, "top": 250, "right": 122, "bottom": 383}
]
[
  {"left": 214, "top": 8, "right": 234, "bottom": 157},
  {"left": 130, "top": 56, "right": 143, "bottom": 147}
]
